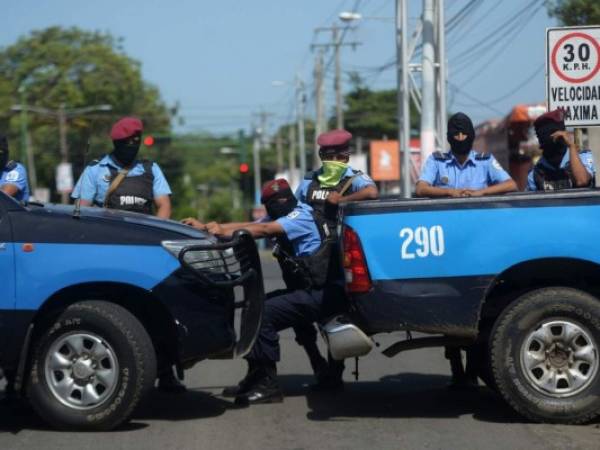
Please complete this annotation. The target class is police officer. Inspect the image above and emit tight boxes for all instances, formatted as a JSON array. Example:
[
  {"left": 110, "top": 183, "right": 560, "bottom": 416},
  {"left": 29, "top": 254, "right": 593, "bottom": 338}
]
[
  {"left": 416, "top": 112, "right": 517, "bottom": 198},
  {"left": 296, "top": 129, "right": 378, "bottom": 223},
  {"left": 0, "top": 135, "right": 30, "bottom": 203},
  {"left": 295, "top": 129, "right": 378, "bottom": 389},
  {"left": 71, "top": 117, "right": 172, "bottom": 218},
  {"left": 528, "top": 109, "right": 595, "bottom": 191},
  {"left": 72, "top": 117, "right": 182, "bottom": 392},
  {"left": 183, "top": 179, "right": 346, "bottom": 404},
  {"left": 416, "top": 112, "right": 517, "bottom": 388}
]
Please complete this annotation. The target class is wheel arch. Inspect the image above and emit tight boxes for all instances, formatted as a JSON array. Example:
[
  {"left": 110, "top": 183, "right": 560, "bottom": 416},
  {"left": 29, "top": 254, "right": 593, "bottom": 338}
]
[
  {"left": 18, "top": 282, "right": 179, "bottom": 388},
  {"left": 478, "top": 257, "right": 600, "bottom": 333}
]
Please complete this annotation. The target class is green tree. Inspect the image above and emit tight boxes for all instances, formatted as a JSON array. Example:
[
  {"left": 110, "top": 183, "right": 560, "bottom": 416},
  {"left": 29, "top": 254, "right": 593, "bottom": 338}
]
[
  {"left": 341, "top": 73, "right": 420, "bottom": 140},
  {"left": 547, "top": 0, "right": 600, "bottom": 25},
  {"left": 0, "top": 26, "right": 171, "bottom": 200}
]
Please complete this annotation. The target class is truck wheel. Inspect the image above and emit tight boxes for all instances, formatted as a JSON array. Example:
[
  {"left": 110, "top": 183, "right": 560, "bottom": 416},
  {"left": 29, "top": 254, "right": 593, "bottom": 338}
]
[
  {"left": 27, "top": 301, "right": 156, "bottom": 431},
  {"left": 490, "top": 287, "right": 600, "bottom": 424}
]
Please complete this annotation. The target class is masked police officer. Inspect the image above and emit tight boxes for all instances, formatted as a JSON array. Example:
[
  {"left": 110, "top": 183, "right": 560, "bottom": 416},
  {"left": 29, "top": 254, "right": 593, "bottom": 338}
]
[
  {"left": 71, "top": 117, "right": 172, "bottom": 218},
  {"left": 71, "top": 117, "right": 183, "bottom": 392},
  {"left": 0, "top": 135, "right": 30, "bottom": 203},
  {"left": 184, "top": 179, "right": 346, "bottom": 404},
  {"left": 416, "top": 112, "right": 517, "bottom": 388},
  {"left": 294, "top": 129, "right": 378, "bottom": 389},
  {"left": 416, "top": 112, "right": 517, "bottom": 198},
  {"left": 528, "top": 109, "right": 595, "bottom": 191}
]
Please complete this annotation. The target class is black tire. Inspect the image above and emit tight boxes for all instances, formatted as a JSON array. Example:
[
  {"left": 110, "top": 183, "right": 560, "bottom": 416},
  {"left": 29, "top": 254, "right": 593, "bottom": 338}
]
[
  {"left": 490, "top": 287, "right": 600, "bottom": 424},
  {"left": 27, "top": 301, "right": 156, "bottom": 431}
]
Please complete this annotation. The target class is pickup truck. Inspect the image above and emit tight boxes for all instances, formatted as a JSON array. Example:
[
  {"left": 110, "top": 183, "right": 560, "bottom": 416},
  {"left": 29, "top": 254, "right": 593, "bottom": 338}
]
[
  {"left": 0, "top": 192, "right": 263, "bottom": 430},
  {"left": 338, "top": 190, "right": 600, "bottom": 425}
]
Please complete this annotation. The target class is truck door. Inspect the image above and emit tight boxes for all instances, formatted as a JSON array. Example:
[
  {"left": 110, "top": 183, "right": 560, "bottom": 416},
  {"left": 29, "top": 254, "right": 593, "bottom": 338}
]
[{"left": 0, "top": 200, "right": 16, "bottom": 366}]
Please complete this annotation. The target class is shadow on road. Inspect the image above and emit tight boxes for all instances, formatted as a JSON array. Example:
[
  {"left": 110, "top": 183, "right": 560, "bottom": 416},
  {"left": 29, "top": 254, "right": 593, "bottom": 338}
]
[
  {"left": 0, "top": 388, "right": 235, "bottom": 433},
  {"left": 277, "top": 372, "right": 526, "bottom": 425}
]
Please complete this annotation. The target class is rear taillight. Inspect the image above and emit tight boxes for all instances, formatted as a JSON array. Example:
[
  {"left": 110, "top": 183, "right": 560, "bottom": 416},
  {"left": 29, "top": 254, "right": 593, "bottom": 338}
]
[{"left": 343, "top": 226, "right": 372, "bottom": 293}]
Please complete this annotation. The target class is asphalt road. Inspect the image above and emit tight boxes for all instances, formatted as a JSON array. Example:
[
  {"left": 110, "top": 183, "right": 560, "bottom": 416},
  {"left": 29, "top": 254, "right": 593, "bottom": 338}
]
[{"left": 1, "top": 255, "right": 599, "bottom": 449}]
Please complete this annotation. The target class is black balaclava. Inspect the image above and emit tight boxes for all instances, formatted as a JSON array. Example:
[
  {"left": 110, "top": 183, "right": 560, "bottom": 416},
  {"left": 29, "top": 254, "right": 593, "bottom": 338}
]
[
  {"left": 0, "top": 135, "right": 8, "bottom": 170},
  {"left": 535, "top": 121, "right": 566, "bottom": 161},
  {"left": 264, "top": 190, "right": 298, "bottom": 220},
  {"left": 112, "top": 132, "right": 141, "bottom": 167},
  {"left": 447, "top": 112, "right": 475, "bottom": 156}
]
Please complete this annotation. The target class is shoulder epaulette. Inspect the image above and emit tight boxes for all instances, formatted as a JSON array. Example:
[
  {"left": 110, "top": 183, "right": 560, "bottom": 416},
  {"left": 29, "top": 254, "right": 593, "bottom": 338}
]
[
  {"left": 5, "top": 160, "right": 17, "bottom": 170},
  {"left": 475, "top": 152, "right": 491, "bottom": 160},
  {"left": 580, "top": 149, "right": 591, "bottom": 154},
  {"left": 304, "top": 171, "right": 315, "bottom": 180},
  {"left": 432, "top": 151, "right": 451, "bottom": 161},
  {"left": 351, "top": 169, "right": 363, "bottom": 175},
  {"left": 87, "top": 159, "right": 100, "bottom": 167}
]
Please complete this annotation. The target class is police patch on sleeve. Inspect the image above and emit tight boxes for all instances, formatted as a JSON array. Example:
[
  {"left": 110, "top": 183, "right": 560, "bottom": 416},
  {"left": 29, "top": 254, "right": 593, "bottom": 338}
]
[
  {"left": 5, "top": 170, "right": 19, "bottom": 182},
  {"left": 286, "top": 210, "right": 300, "bottom": 220}
]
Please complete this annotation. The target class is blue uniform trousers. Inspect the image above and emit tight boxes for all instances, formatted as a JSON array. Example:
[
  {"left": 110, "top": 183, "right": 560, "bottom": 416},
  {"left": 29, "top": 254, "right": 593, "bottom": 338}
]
[{"left": 248, "top": 285, "right": 346, "bottom": 363}]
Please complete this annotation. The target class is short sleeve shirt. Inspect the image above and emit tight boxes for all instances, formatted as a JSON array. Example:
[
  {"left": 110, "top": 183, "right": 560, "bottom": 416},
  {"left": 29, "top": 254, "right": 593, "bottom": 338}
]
[
  {"left": 418, "top": 150, "right": 511, "bottom": 189},
  {"left": 275, "top": 202, "right": 322, "bottom": 257},
  {"left": 527, "top": 150, "right": 595, "bottom": 191},
  {"left": 295, "top": 166, "right": 375, "bottom": 203},
  {"left": 71, "top": 154, "right": 171, "bottom": 204},
  {"left": 1, "top": 162, "right": 30, "bottom": 203}
]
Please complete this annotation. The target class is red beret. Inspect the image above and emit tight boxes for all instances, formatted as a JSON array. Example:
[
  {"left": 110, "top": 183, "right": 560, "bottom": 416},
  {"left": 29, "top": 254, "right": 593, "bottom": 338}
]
[
  {"left": 317, "top": 129, "right": 352, "bottom": 150},
  {"left": 110, "top": 117, "right": 143, "bottom": 140},
  {"left": 534, "top": 109, "right": 565, "bottom": 129},
  {"left": 261, "top": 178, "right": 292, "bottom": 203}
]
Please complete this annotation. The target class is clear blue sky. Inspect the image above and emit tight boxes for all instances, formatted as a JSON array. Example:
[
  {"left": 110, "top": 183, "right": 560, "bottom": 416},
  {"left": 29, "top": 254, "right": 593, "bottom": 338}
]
[{"left": 2, "top": 0, "right": 557, "bottom": 136}]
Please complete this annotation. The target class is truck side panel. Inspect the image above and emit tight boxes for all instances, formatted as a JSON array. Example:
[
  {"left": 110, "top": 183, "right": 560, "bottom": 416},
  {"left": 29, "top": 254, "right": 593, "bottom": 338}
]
[{"left": 344, "top": 198, "right": 600, "bottom": 335}]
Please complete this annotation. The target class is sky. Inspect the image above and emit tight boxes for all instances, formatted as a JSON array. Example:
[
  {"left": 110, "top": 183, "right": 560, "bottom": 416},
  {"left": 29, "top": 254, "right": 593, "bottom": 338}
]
[{"left": 2, "top": 0, "right": 558, "bottom": 136}]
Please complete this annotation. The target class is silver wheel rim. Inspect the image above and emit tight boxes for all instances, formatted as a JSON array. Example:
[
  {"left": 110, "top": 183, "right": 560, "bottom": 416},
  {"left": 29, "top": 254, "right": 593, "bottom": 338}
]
[
  {"left": 44, "top": 332, "right": 119, "bottom": 410},
  {"left": 520, "top": 319, "right": 598, "bottom": 398}
]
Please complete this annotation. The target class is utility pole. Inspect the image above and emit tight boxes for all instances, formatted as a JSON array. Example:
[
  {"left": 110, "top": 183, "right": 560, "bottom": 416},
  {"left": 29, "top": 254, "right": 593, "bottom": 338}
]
[
  {"left": 252, "top": 125, "right": 262, "bottom": 209},
  {"left": 313, "top": 49, "right": 326, "bottom": 169},
  {"left": 276, "top": 131, "right": 284, "bottom": 173},
  {"left": 288, "top": 125, "right": 297, "bottom": 187},
  {"left": 435, "top": 0, "right": 448, "bottom": 148},
  {"left": 312, "top": 25, "right": 361, "bottom": 130},
  {"left": 420, "top": 0, "right": 436, "bottom": 163},
  {"left": 296, "top": 75, "right": 307, "bottom": 176},
  {"left": 10, "top": 103, "right": 112, "bottom": 203},
  {"left": 397, "top": 0, "right": 412, "bottom": 198}
]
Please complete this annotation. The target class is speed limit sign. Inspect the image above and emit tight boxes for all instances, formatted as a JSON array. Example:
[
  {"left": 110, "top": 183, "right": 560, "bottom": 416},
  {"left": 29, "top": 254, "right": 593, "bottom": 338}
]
[{"left": 547, "top": 26, "right": 600, "bottom": 127}]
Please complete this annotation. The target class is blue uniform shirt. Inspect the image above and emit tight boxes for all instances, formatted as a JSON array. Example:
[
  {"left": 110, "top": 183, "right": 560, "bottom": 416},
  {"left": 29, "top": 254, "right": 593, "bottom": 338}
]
[
  {"left": 71, "top": 154, "right": 171, "bottom": 204},
  {"left": 1, "top": 162, "right": 30, "bottom": 203},
  {"left": 419, "top": 150, "right": 511, "bottom": 189},
  {"left": 527, "top": 150, "right": 595, "bottom": 191},
  {"left": 275, "top": 202, "right": 322, "bottom": 257},
  {"left": 295, "top": 166, "right": 375, "bottom": 203}
]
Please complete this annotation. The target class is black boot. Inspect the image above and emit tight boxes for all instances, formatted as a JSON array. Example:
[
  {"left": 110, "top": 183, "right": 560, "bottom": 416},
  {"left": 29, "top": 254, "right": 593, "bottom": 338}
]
[
  {"left": 303, "top": 341, "right": 329, "bottom": 381},
  {"left": 235, "top": 362, "right": 283, "bottom": 405},
  {"left": 310, "top": 357, "right": 344, "bottom": 392},
  {"left": 157, "top": 367, "right": 187, "bottom": 394},
  {"left": 222, "top": 360, "right": 259, "bottom": 397}
]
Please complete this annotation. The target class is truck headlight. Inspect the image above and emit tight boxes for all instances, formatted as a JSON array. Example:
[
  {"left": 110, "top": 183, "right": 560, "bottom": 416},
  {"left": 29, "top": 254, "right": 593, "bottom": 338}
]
[{"left": 161, "top": 239, "right": 237, "bottom": 272}]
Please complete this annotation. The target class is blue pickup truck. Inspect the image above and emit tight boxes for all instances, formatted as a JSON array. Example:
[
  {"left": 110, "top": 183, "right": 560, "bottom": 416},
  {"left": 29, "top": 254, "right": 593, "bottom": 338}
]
[
  {"left": 0, "top": 192, "right": 263, "bottom": 430},
  {"left": 339, "top": 190, "right": 600, "bottom": 424}
]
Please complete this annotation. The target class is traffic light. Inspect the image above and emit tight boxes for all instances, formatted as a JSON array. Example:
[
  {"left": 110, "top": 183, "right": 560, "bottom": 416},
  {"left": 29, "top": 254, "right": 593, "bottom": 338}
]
[
  {"left": 239, "top": 162, "right": 250, "bottom": 174},
  {"left": 143, "top": 135, "right": 171, "bottom": 147}
]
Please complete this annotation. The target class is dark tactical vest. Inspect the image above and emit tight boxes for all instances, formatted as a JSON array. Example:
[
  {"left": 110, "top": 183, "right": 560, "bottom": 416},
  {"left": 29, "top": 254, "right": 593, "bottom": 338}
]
[
  {"left": 100, "top": 160, "right": 155, "bottom": 214},
  {"left": 272, "top": 211, "right": 339, "bottom": 290},
  {"left": 532, "top": 152, "right": 594, "bottom": 191},
  {"left": 304, "top": 169, "right": 360, "bottom": 234}
]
